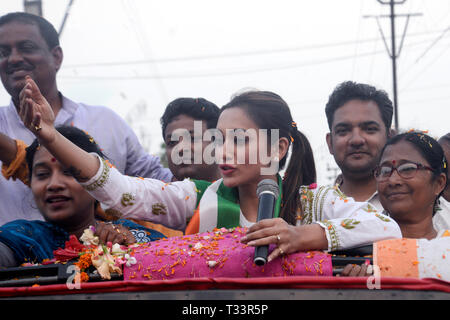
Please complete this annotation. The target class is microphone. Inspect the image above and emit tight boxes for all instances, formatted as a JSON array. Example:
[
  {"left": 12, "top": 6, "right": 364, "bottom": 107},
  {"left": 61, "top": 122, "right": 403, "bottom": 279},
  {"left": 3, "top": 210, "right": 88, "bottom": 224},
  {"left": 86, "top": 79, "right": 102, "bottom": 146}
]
[{"left": 253, "top": 179, "right": 280, "bottom": 266}]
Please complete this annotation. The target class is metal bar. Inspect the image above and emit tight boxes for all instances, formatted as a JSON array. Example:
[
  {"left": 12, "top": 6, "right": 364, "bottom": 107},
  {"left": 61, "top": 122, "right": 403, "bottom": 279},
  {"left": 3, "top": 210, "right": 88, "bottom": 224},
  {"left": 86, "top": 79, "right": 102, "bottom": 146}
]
[
  {"left": 375, "top": 16, "right": 393, "bottom": 58},
  {"left": 390, "top": 0, "right": 400, "bottom": 131},
  {"left": 58, "top": 0, "right": 75, "bottom": 36},
  {"left": 377, "top": 0, "right": 406, "bottom": 4},
  {"left": 396, "top": 15, "right": 411, "bottom": 58},
  {"left": 0, "top": 276, "right": 58, "bottom": 287}
]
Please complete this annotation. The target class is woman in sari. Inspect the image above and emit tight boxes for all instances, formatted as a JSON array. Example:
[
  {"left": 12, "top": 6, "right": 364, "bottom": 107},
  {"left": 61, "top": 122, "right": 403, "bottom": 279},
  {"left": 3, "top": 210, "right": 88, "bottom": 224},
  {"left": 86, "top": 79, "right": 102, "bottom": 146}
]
[{"left": 341, "top": 131, "right": 448, "bottom": 276}]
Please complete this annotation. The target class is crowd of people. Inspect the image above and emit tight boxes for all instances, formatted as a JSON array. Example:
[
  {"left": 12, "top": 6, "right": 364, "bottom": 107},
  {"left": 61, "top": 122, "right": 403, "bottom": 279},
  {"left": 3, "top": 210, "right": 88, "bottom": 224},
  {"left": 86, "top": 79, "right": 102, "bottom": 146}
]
[{"left": 0, "top": 12, "right": 448, "bottom": 274}]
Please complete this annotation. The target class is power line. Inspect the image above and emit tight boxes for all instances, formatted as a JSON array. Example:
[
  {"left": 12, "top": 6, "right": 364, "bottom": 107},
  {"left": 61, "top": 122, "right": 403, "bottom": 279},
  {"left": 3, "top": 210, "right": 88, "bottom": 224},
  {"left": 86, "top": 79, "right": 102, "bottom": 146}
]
[
  {"left": 351, "top": 1, "right": 366, "bottom": 79},
  {"left": 61, "top": 28, "right": 445, "bottom": 69},
  {"left": 120, "top": 0, "right": 169, "bottom": 104},
  {"left": 59, "top": 49, "right": 389, "bottom": 80},
  {"left": 397, "top": 26, "right": 449, "bottom": 80},
  {"left": 58, "top": 37, "right": 438, "bottom": 80},
  {"left": 400, "top": 38, "right": 450, "bottom": 91},
  {"left": 414, "top": 26, "right": 449, "bottom": 63},
  {"left": 364, "top": 0, "right": 422, "bottom": 132}
]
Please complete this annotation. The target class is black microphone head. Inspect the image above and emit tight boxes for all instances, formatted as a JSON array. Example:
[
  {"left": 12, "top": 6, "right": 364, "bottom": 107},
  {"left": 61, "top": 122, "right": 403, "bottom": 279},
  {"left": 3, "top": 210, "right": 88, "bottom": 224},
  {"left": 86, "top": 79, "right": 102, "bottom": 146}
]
[{"left": 256, "top": 179, "right": 279, "bottom": 199}]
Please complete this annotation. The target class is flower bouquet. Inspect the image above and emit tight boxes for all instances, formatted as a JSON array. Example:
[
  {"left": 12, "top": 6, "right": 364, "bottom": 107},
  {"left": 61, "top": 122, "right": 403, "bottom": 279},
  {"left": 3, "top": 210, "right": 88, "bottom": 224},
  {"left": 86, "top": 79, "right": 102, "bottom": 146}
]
[{"left": 53, "top": 226, "right": 137, "bottom": 283}]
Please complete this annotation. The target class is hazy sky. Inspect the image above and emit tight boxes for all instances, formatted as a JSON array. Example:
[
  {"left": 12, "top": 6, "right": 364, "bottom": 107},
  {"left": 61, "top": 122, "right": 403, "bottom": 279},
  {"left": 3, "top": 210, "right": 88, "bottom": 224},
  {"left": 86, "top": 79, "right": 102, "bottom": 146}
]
[{"left": 1, "top": 0, "right": 449, "bottom": 184}]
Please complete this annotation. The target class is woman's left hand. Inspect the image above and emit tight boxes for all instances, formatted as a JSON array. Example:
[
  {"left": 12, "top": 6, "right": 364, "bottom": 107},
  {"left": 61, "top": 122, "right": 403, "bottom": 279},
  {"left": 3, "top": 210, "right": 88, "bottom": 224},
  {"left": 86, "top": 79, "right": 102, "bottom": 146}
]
[
  {"left": 95, "top": 221, "right": 136, "bottom": 246},
  {"left": 240, "top": 218, "right": 328, "bottom": 262}
]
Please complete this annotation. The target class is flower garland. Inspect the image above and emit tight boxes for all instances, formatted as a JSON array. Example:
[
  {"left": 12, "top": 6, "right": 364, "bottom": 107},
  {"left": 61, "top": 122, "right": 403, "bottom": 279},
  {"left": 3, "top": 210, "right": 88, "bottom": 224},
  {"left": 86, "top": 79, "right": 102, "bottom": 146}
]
[{"left": 53, "top": 226, "right": 137, "bottom": 283}]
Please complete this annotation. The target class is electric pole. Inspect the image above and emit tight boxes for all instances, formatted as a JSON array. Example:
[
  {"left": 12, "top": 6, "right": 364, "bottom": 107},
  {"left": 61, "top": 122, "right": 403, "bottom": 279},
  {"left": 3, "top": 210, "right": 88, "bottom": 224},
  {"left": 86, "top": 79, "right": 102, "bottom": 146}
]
[
  {"left": 23, "top": 0, "right": 43, "bottom": 16},
  {"left": 364, "top": 0, "right": 422, "bottom": 132}
]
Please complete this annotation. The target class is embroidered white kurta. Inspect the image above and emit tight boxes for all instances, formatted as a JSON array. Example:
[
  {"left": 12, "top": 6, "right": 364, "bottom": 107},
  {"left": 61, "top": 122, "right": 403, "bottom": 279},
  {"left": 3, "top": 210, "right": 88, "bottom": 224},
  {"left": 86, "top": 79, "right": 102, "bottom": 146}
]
[{"left": 82, "top": 156, "right": 402, "bottom": 250}]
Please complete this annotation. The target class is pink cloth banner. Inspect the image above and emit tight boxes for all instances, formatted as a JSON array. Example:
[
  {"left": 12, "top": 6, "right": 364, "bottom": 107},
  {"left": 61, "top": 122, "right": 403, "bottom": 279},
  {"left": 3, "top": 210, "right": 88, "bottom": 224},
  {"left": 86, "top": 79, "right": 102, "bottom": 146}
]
[{"left": 124, "top": 227, "right": 332, "bottom": 280}]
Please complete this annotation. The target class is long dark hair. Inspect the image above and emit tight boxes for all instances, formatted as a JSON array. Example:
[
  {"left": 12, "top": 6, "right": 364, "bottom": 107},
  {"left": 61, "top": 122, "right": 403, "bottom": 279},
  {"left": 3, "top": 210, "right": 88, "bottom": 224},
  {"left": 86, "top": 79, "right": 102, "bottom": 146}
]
[{"left": 221, "top": 90, "right": 316, "bottom": 224}]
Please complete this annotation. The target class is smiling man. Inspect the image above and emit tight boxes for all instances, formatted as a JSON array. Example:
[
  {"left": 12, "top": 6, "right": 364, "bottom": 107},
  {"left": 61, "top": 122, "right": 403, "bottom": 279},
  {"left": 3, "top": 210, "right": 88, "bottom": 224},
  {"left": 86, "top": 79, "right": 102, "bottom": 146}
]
[
  {"left": 161, "top": 97, "right": 221, "bottom": 182},
  {"left": 0, "top": 12, "right": 172, "bottom": 225},
  {"left": 325, "top": 81, "right": 394, "bottom": 211}
]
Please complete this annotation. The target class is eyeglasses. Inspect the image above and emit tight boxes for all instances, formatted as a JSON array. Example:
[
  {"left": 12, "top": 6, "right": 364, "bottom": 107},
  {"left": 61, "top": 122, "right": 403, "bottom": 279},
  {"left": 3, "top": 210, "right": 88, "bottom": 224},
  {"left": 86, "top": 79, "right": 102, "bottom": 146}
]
[{"left": 374, "top": 162, "right": 435, "bottom": 181}]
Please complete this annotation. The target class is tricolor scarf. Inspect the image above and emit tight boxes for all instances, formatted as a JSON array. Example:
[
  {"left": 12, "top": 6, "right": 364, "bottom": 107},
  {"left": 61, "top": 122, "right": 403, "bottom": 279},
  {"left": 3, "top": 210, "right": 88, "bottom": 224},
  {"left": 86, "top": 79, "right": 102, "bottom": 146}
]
[{"left": 185, "top": 176, "right": 282, "bottom": 235}]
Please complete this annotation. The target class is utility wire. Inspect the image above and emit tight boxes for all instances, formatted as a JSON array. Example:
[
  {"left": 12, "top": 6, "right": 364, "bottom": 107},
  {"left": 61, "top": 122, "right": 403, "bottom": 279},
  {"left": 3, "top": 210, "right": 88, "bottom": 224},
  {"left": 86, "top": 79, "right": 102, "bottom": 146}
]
[
  {"left": 351, "top": 1, "right": 365, "bottom": 79},
  {"left": 61, "top": 28, "right": 447, "bottom": 69},
  {"left": 120, "top": 0, "right": 169, "bottom": 104},
  {"left": 59, "top": 49, "right": 388, "bottom": 80},
  {"left": 400, "top": 37, "right": 450, "bottom": 91},
  {"left": 414, "top": 26, "right": 449, "bottom": 63},
  {"left": 398, "top": 25, "right": 449, "bottom": 79},
  {"left": 58, "top": 37, "right": 439, "bottom": 80}
]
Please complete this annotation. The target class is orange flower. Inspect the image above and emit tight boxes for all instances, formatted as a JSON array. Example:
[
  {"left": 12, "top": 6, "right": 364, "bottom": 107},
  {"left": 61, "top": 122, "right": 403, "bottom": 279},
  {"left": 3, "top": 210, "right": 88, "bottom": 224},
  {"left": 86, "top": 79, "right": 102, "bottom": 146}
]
[
  {"left": 75, "top": 253, "right": 92, "bottom": 270},
  {"left": 80, "top": 272, "right": 89, "bottom": 283}
]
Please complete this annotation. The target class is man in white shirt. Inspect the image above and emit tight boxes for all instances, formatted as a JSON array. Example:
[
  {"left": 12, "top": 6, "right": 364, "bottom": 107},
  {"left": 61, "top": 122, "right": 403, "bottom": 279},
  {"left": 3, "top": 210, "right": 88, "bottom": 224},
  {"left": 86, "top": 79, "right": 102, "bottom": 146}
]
[
  {"left": 325, "top": 81, "right": 449, "bottom": 232},
  {"left": 0, "top": 12, "right": 172, "bottom": 225},
  {"left": 325, "top": 81, "right": 394, "bottom": 212}
]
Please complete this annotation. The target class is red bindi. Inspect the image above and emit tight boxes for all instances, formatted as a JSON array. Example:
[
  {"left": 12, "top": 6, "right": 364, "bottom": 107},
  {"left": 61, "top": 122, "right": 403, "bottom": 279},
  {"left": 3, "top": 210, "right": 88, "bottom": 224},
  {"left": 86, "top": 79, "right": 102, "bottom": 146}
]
[{"left": 51, "top": 157, "right": 56, "bottom": 162}]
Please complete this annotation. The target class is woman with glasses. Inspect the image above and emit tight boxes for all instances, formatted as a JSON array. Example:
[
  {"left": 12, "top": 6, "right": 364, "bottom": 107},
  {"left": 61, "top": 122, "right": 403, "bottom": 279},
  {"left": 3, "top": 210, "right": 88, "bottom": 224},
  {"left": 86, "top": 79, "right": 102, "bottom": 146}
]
[
  {"left": 341, "top": 130, "right": 449, "bottom": 277},
  {"left": 374, "top": 131, "right": 448, "bottom": 239}
]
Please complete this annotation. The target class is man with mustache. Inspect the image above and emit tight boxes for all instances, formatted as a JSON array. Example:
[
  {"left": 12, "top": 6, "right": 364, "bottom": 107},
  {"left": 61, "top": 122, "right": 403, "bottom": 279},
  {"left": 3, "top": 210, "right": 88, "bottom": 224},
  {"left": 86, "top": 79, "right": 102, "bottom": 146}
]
[
  {"left": 325, "top": 81, "right": 450, "bottom": 234},
  {"left": 0, "top": 12, "right": 172, "bottom": 225},
  {"left": 325, "top": 81, "right": 394, "bottom": 211}
]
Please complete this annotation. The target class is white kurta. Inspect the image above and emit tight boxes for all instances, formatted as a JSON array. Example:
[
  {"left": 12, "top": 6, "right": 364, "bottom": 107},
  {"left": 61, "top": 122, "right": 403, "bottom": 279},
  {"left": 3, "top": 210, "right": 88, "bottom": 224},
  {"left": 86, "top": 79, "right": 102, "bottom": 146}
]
[{"left": 81, "top": 155, "right": 402, "bottom": 251}]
